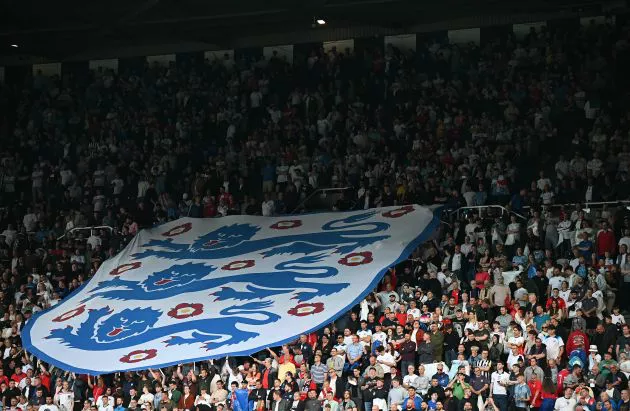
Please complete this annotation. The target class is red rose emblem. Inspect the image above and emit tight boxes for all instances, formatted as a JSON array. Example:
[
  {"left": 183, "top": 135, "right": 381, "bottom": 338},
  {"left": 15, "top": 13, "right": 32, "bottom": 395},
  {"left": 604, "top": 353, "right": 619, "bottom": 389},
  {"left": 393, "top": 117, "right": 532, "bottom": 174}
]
[
  {"left": 221, "top": 260, "right": 255, "bottom": 271},
  {"left": 270, "top": 220, "right": 303, "bottom": 230},
  {"left": 167, "top": 303, "right": 204, "bottom": 319},
  {"left": 338, "top": 251, "right": 374, "bottom": 266},
  {"left": 120, "top": 349, "right": 157, "bottom": 364},
  {"left": 382, "top": 205, "right": 415, "bottom": 218},
  {"left": 109, "top": 262, "right": 142, "bottom": 276},
  {"left": 52, "top": 305, "right": 86, "bottom": 322},
  {"left": 162, "top": 222, "right": 192, "bottom": 237},
  {"left": 288, "top": 302, "right": 325, "bottom": 317}
]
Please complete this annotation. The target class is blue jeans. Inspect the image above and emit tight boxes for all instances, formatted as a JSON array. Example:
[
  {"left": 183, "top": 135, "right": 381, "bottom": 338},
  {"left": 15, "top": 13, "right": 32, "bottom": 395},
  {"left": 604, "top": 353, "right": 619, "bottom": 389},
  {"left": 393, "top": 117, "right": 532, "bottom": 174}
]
[
  {"left": 493, "top": 394, "right": 508, "bottom": 411},
  {"left": 344, "top": 361, "right": 360, "bottom": 373},
  {"left": 444, "top": 350, "right": 457, "bottom": 367},
  {"left": 364, "top": 401, "right": 372, "bottom": 411}
]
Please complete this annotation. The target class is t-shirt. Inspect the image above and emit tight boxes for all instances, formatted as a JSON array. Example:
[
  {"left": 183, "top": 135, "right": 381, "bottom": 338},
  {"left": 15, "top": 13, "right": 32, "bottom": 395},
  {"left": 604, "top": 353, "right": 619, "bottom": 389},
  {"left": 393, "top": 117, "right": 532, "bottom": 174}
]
[
  {"left": 357, "top": 329, "right": 372, "bottom": 347},
  {"left": 491, "top": 371, "right": 509, "bottom": 395},
  {"left": 56, "top": 391, "right": 74, "bottom": 411},
  {"left": 470, "top": 375, "right": 489, "bottom": 392},
  {"left": 543, "top": 335, "right": 564, "bottom": 359},
  {"left": 403, "top": 374, "right": 420, "bottom": 389},
  {"left": 513, "top": 383, "right": 531, "bottom": 408},
  {"left": 376, "top": 352, "right": 396, "bottom": 373},
  {"left": 549, "top": 276, "right": 564, "bottom": 291},
  {"left": 276, "top": 165, "right": 289, "bottom": 183}
]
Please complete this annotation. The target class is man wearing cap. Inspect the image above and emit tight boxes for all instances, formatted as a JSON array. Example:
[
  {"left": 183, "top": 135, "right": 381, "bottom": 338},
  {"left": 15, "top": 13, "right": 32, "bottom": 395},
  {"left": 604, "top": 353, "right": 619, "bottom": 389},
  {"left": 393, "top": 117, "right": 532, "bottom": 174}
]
[
  {"left": 377, "top": 284, "right": 399, "bottom": 311},
  {"left": 384, "top": 295, "right": 401, "bottom": 315}
]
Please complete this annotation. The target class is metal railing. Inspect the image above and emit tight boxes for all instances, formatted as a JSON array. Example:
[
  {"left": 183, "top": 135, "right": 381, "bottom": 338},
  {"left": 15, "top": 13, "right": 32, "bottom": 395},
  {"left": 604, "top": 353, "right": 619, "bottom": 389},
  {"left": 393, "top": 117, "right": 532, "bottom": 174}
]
[
  {"left": 448, "top": 205, "right": 527, "bottom": 221},
  {"left": 57, "top": 225, "right": 115, "bottom": 240},
  {"left": 291, "top": 187, "right": 353, "bottom": 214},
  {"left": 523, "top": 200, "right": 630, "bottom": 219}
]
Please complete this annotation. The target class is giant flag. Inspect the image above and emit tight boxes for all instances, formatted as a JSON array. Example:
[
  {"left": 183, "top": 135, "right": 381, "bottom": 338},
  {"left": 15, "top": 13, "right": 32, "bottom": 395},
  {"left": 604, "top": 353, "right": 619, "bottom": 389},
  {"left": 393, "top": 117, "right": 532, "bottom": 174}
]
[{"left": 23, "top": 205, "right": 439, "bottom": 374}]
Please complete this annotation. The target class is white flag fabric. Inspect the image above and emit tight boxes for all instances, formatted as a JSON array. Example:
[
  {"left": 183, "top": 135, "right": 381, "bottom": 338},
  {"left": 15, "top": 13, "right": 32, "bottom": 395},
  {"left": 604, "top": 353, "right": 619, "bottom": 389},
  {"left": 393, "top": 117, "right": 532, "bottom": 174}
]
[{"left": 23, "top": 205, "right": 439, "bottom": 374}]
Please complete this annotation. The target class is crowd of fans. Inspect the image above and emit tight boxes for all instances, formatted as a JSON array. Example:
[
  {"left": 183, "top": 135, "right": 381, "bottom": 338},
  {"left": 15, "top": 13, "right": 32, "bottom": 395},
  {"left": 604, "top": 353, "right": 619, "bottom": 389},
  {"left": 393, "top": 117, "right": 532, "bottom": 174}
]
[{"left": 0, "top": 14, "right": 630, "bottom": 411}]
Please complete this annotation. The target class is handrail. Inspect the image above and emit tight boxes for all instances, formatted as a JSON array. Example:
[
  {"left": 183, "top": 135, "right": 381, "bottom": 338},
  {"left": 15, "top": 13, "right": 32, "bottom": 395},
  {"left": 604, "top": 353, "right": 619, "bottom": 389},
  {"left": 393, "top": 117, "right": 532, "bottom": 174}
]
[
  {"left": 57, "top": 225, "right": 115, "bottom": 240},
  {"left": 291, "top": 187, "right": 352, "bottom": 214},
  {"left": 523, "top": 200, "right": 630, "bottom": 210},
  {"left": 449, "top": 205, "right": 527, "bottom": 221}
]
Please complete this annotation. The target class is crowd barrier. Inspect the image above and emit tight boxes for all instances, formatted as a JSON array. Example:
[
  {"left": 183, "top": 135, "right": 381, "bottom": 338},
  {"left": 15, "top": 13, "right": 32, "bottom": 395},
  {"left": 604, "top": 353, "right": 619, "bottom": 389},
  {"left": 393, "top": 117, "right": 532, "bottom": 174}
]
[{"left": 57, "top": 225, "right": 114, "bottom": 240}]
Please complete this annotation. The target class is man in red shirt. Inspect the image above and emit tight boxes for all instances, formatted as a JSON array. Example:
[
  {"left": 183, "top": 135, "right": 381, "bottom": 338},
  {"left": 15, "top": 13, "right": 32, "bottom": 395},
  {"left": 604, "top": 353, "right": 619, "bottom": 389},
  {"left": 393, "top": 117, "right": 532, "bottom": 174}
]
[
  {"left": 0, "top": 368, "right": 9, "bottom": 387},
  {"left": 10, "top": 366, "right": 26, "bottom": 384},
  {"left": 545, "top": 288, "right": 567, "bottom": 310},
  {"left": 597, "top": 221, "right": 616, "bottom": 257}
]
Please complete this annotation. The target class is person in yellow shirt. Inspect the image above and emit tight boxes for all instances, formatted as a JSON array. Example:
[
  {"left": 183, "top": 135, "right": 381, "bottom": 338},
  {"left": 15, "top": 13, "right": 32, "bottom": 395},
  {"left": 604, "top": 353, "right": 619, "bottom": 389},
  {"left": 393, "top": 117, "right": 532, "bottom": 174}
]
[{"left": 268, "top": 347, "right": 297, "bottom": 381}]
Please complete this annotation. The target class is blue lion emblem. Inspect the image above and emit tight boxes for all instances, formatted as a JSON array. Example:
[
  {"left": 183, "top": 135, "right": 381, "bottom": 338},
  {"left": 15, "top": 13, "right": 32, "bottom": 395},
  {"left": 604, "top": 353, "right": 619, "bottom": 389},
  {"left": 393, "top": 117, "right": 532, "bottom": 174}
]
[
  {"left": 82, "top": 255, "right": 349, "bottom": 303},
  {"left": 132, "top": 211, "right": 390, "bottom": 260},
  {"left": 47, "top": 301, "right": 280, "bottom": 351}
]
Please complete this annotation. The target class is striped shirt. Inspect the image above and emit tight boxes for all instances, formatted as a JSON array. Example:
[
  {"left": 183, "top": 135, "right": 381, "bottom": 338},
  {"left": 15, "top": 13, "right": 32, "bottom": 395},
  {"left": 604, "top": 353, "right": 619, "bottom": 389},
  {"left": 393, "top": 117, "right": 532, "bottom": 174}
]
[
  {"left": 310, "top": 362, "right": 328, "bottom": 384},
  {"left": 474, "top": 358, "right": 492, "bottom": 378}
]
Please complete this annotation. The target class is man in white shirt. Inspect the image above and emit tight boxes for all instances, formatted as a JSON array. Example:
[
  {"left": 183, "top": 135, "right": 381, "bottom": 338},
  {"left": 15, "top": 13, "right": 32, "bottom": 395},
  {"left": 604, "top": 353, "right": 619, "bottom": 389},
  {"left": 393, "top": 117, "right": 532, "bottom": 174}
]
[
  {"left": 276, "top": 160, "right": 289, "bottom": 190},
  {"left": 23, "top": 208, "right": 38, "bottom": 232},
  {"left": 403, "top": 365, "right": 421, "bottom": 390},
  {"left": 357, "top": 321, "right": 373, "bottom": 348},
  {"left": 194, "top": 387, "right": 211, "bottom": 406},
  {"left": 451, "top": 246, "right": 463, "bottom": 273},
  {"left": 505, "top": 216, "right": 521, "bottom": 247},
  {"left": 54, "top": 381, "right": 75, "bottom": 411},
  {"left": 372, "top": 324, "right": 388, "bottom": 347},
  {"left": 490, "top": 362, "right": 509, "bottom": 411},
  {"left": 95, "top": 388, "right": 114, "bottom": 408},
  {"left": 548, "top": 270, "right": 565, "bottom": 292},
  {"left": 507, "top": 327, "right": 525, "bottom": 352},
  {"left": 40, "top": 396, "right": 60, "bottom": 411},
  {"left": 406, "top": 301, "right": 421, "bottom": 321},
  {"left": 261, "top": 194, "right": 275, "bottom": 216},
  {"left": 437, "top": 265, "right": 452, "bottom": 289},
  {"left": 543, "top": 326, "right": 564, "bottom": 362},
  {"left": 97, "top": 395, "right": 113, "bottom": 411},
  {"left": 554, "top": 387, "right": 575, "bottom": 411},
  {"left": 555, "top": 156, "right": 569, "bottom": 180},
  {"left": 0, "top": 224, "right": 16, "bottom": 246},
  {"left": 375, "top": 346, "right": 396, "bottom": 379},
  {"left": 536, "top": 172, "right": 552, "bottom": 191}
]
